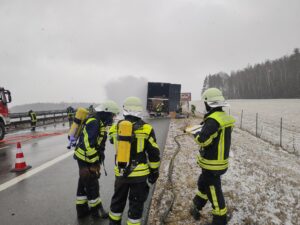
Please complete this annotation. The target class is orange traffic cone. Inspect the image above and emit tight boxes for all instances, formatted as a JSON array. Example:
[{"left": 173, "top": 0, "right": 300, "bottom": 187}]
[{"left": 11, "top": 142, "right": 32, "bottom": 172}]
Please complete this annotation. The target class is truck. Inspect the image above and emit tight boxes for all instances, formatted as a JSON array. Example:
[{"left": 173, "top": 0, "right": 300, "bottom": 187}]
[
  {"left": 146, "top": 82, "right": 181, "bottom": 117},
  {"left": 0, "top": 87, "right": 12, "bottom": 140}
]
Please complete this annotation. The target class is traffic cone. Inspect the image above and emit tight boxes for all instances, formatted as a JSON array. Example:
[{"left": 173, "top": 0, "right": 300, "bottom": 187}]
[{"left": 11, "top": 142, "right": 32, "bottom": 172}]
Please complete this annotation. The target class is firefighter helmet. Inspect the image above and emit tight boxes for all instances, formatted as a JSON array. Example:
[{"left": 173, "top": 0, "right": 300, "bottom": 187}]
[
  {"left": 201, "top": 88, "right": 229, "bottom": 107},
  {"left": 123, "top": 96, "right": 143, "bottom": 117},
  {"left": 95, "top": 100, "right": 120, "bottom": 115}
]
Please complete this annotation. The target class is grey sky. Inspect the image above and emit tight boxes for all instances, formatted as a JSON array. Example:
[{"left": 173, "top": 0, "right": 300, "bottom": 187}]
[{"left": 1, "top": 0, "right": 299, "bottom": 106}]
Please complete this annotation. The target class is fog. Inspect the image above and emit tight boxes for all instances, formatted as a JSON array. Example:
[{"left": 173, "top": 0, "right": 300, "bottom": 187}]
[{"left": 1, "top": 0, "right": 299, "bottom": 106}]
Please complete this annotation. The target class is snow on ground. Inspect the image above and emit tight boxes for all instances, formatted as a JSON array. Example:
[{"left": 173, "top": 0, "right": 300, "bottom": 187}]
[
  {"left": 191, "top": 99, "right": 300, "bottom": 155},
  {"left": 148, "top": 118, "right": 300, "bottom": 225}
]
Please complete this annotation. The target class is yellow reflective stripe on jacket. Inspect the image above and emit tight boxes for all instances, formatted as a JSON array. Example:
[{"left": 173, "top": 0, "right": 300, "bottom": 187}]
[
  {"left": 206, "top": 111, "right": 235, "bottom": 128},
  {"left": 149, "top": 136, "right": 159, "bottom": 149},
  {"left": 96, "top": 126, "right": 106, "bottom": 146},
  {"left": 218, "top": 128, "right": 223, "bottom": 160},
  {"left": 136, "top": 133, "right": 147, "bottom": 153},
  {"left": 109, "top": 124, "right": 118, "bottom": 152},
  {"left": 74, "top": 149, "right": 99, "bottom": 163},
  {"left": 114, "top": 163, "right": 150, "bottom": 177},
  {"left": 197, "top": 155, "right": 228, "bottom": 170},
  {"left": 30, "top": 113, "right": 37, "bottom": 122},
  {"left": 74, "top": 118, "right": 103, "bottom": 163},
  {"left": 148, "top": 161, "right": 160, "bottom": 169},
  {"left": 195, "top": 131, "right": 218, "bottom": 147},
  {"left": 75, "top": 147, "right": 98, "bottom": 157}
]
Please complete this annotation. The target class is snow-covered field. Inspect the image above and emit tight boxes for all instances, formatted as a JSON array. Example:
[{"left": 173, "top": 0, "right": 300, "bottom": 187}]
[
  {"left": 191, "top": 99, "right": 300, "bottom": 154},
  {"left": 148, "top": 118, "right": 300, "bottom": 225}
]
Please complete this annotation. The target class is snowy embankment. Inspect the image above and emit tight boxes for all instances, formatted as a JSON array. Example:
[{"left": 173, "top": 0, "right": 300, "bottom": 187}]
[
  {"left": 148, "top": 118, "right": 300, "bottom": 225},
  {"left": 191, "top": 99, "right": 300, "bottom": 155}
]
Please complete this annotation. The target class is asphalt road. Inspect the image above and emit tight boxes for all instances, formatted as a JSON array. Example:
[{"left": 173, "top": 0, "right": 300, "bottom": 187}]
[{"left": 0, "top": 118, "right": 170, "bottom": 225}]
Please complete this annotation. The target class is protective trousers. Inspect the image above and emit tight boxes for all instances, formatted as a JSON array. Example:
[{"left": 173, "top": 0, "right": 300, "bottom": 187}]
[
  {"left": 109, "top": 178, "right": 149, "bottom": 225},
  {"left": 193, "top": 170, "right": 227, "bottom": 225},
  {"left": 31, "top": 121, "right": 36, "bottom": 131},
  {"left": 76, "top": 161, "right": 102, "bottom": 217}
]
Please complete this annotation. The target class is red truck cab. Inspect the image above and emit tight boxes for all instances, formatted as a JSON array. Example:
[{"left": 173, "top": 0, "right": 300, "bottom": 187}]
[{"left": 0, "top": 87, "right": 12, "bottom": 140}]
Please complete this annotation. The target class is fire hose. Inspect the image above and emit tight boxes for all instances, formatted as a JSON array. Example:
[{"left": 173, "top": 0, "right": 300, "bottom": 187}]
[{"left": 158, "top": 133, "right": 189, "bottom": 225}]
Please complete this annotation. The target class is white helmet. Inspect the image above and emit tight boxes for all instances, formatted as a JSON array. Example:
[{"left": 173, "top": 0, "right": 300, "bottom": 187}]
[
  {"left": 94, "top": 100, "right": 120, "bottom": 115},
  {"left": 123, "top": 96, "right": 143, "bottom": 117},
  {"left": 201, "top": 88, "right": 229, "bottom": 108}
]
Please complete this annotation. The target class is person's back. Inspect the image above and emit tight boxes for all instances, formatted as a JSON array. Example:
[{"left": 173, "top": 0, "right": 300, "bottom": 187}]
[{"left": 108, "top": 97, "right": 160, "bottom": 225}]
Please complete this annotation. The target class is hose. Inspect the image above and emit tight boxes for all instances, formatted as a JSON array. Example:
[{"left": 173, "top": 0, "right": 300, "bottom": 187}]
[{"left": 158, "top": 133, "right": 189, "bottom": 225}]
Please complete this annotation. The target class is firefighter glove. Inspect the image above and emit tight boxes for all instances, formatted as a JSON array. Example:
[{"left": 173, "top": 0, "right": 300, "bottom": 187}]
[
  {"left": 148, "top": 169, "right": 159, "bottom": 184},
  {"left": 68, "top": 135, "right": 77, "bottom": 147},
  {"left": 99, "top": 151, "right": 105, "bottom": 163}
]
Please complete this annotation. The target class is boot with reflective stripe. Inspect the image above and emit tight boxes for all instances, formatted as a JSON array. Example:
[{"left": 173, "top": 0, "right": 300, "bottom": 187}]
[{"left": 91, "top": 203, "right": 109, "bottom": 219}]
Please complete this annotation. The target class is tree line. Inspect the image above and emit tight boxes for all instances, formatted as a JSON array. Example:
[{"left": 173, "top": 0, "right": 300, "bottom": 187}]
[{"left": 202, "top": 48, "right": 300, "bottom": 99}]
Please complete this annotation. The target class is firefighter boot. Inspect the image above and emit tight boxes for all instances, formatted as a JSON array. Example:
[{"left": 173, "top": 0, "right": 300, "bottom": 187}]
[
  {"left": 189, "top": 203, "right": 201, "bottom": 221},
  {"left": 76, "top": 204, "right": 90, "bottom": 218},
  {"left": 91, "top": 203, "right": 109, "bottom": 219},
  {"left": 109, "top": 219, "right": 121, "bottom": 225},
  {"left": 203, "top": 215, "right": 228, "bottom": 225}
]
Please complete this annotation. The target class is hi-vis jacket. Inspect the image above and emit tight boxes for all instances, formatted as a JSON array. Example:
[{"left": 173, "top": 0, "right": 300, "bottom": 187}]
[
  {"left": 29, "top": 111, "right": 37, "bottom": 122},
  {"left": 74, "top": 118, "right": 107, "bottom": 164},
  {"left": 109, "top": 119, "right": 160, "bottom": 178},
  {"left": 195, "top": 109, "right": 235, "bottom": 173}
]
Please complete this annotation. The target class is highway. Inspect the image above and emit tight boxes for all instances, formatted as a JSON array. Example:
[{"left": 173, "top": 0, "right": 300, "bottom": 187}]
[{"left": 0, "top": 118, "right": 170, "bottom": 225}]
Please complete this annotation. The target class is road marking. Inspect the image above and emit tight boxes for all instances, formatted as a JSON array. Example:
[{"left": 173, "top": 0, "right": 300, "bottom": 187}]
[
  {"left": 0, "top": 150, "right": 74, "bottom": 192},
  {"left": 0, "top": 146, "right": 9, "bottom": 150}
]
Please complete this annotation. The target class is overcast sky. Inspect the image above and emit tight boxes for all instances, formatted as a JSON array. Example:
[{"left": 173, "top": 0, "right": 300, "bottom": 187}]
[{"left": 1, "top": 0, "right": 299, "bottom": 106}]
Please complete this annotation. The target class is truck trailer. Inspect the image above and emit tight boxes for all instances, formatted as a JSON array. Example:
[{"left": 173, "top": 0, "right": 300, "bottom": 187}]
[{"left": 146, "top": 82, "right": 181, "bottom": 117}]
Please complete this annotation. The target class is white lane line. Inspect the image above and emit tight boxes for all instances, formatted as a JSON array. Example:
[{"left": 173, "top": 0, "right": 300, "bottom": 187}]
[
  {"left": 0, "top": 151, "right": 74, "bottom": 192},
  {"left": 0, "top": 146, "right": 9, "bottom": 150}
]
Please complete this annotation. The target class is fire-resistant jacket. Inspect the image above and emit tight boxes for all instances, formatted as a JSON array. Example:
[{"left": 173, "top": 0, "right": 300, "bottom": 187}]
[
  {"left": 67, "top": 107, "right": 74, "bottom": 119},
  {"left": 74, "top": 117, "right": 107, "bottom": 164},
  {"left": 109, "top": 117, "right": 160, "bottom": 179},
  {"left": 195, "top": 109, "right": 235, "bottom": 174},
  {"left": 29, "top": 111, "right": 37, "bottom": 122}
]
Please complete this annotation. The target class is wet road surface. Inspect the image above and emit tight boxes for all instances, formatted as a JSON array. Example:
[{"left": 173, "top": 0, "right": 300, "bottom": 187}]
[{"left": 0, "top": 118, "right": 170, "bottom": 225}]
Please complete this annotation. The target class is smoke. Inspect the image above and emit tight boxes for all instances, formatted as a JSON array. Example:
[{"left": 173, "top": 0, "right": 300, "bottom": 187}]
[{"left": 104, "top": 75, "right": 148, "bottom": 110}]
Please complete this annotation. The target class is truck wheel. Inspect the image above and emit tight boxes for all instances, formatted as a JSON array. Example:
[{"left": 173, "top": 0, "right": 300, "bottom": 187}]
[{"left": 0, "top": 122, "right": 5, "bottom": 140}]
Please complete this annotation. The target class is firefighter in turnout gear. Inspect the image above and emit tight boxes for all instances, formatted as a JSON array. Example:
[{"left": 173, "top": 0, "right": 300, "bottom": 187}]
[
  {"left": 74, "top": 100, "right": 120, "bottom": 219},
  {"left": 108, "top": 96, "right": 160, "bottom": 225},
  {"left": 66, "top": 106, "right": 75, "bottom": 127},
  {"left": 28, "top": 110, "right": 37, "bottom": 131},
  {"left": 190, "top": 88, "right": 235, "bottom": 225}
]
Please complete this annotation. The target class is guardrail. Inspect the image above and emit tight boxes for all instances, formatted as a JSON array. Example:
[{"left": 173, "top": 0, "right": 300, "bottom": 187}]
[{"left": 8, "top": 110, "right": 69, "bottom": 131}]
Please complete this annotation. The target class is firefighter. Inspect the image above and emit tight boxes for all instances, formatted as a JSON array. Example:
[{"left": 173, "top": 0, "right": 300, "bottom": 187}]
[
  {"left": 66, "top": 106, "right": 75, "bottom": 127},
  {"left": 28, "top": 110, "right": 37, "bottom": 131},
  {"left": 155, "top": 102, "right": 164, "bottom": 116},
  {"left": 74, "top": 100, "right": 120, "bottom": 219},
  {"left": 190, "top": 88, "right": 235, "bottom": 225},
  {"left": 191, "top": 104, "right": 196, "bottom": 116},
  {"left": 89, "top": 104, "right": 95, "bottom": 115},
  {"left": 108, "top": 96, "right": 160, "bottom": 225}
]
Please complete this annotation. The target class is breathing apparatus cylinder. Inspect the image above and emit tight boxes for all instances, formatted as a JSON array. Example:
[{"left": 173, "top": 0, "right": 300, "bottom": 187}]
[
  {"left": 116, "top": 120, "right": 133, "bottom": 168},
  {"left": 67, "top": 107, "right": 89, "bottom": 149}
]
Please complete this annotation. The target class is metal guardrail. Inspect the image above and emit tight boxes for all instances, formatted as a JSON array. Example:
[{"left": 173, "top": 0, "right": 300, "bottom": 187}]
[{"left": 7, "top": 110, "right": 69, "bottom": 131}]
